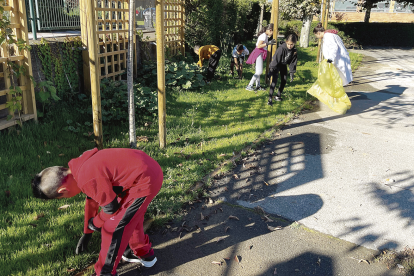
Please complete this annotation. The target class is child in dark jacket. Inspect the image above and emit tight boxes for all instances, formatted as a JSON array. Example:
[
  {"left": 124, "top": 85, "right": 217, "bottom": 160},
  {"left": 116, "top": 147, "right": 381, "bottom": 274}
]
[{"left": 267, "top": 34, "right": 298, "bottom": 105}]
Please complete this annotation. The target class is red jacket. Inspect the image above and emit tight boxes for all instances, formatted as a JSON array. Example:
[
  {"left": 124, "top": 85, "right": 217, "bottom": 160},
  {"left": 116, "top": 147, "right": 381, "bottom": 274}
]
[{"left": 68, "top": 148, "right": 162, "bottom": 233}]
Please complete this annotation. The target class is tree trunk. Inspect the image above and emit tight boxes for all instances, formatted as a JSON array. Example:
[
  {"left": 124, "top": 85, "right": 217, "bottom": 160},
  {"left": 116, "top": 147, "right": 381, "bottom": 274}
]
[
  {"left": 257, "top": 4, "right": 264, "bottom": 34},
  {"left": 128, "top": 0, "right": 136, "bottom": 148},
  {"left": 364, "top": 0, "right": 373, "bottom": 23},
  {"left": 300, "top": 14, "right": 312, "bottom": 48}
]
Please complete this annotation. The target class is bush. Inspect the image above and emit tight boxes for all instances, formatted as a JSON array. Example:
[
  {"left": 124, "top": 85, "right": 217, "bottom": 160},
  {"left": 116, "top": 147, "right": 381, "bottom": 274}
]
[
  {"left": 137, "top": 60, "right": 206, "bottom": 92},
  {"left": 330, "top": 22, "right": 414, "bottom": 47},
  {"left": 77, "top": 78, "right": 158, "bottom": 125}
]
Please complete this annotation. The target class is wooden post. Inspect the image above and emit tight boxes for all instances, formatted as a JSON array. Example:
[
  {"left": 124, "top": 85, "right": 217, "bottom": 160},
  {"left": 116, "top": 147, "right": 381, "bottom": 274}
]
[
  {"left": 86, "top": 0, "right": 103, "bottom": 149},
  {"left": 156, "top": 0, "right": 166, "bottom": 148},
  {"left": 80, "top": 0, "right": 91, "bottom": 94},
  {"left": 266, "top": 0, "right": 279, "bottom": 85},
  {"left": 317, "top": 0, "right": 326, "bottom": 63},
  {"left": 324, "top": 0, "right": 330, "bottom": 29},
  {"left": 180, "top": 0, "right": 185, "bottom": 56}
]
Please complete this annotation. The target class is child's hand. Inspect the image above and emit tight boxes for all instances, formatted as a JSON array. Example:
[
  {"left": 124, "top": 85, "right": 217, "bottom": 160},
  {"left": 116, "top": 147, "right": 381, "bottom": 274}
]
[{"left": 290, "top": 73, "right": 295, "bottom": 82}]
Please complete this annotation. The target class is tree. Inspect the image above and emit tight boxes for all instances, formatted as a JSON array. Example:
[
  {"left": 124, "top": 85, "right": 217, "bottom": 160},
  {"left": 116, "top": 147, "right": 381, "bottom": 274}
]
[
  {"left": 280, "top": 0, "right": 320, "bottom": 47},
  {"left": 128, "top": 0, "right": 136, "bottom": 148}
]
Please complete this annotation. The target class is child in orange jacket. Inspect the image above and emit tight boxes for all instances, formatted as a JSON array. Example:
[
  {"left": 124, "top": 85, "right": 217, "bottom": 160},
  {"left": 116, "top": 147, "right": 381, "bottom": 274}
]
[{"left": 194, "top": 45, "right": 222, "bottom": 84}]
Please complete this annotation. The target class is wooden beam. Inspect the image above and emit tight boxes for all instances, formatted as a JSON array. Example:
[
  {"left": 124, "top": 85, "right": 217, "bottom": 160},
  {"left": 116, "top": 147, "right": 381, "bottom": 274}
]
[
  {"left": 156, "top": 0, "right": 166, "bottom": 148},
  {"left": 86, "top": 0, "right": 103, "bottom": 149}
]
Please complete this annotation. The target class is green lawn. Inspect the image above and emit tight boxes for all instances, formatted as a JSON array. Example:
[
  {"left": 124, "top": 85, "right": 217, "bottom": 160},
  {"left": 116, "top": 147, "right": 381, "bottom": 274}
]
[{"left": 0, "top": 43, "right": 362, "bottom": 276}]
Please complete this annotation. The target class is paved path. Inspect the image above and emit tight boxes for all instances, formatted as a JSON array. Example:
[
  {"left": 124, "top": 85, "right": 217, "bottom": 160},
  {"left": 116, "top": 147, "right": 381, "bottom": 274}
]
[
  {"left": 117, "top": 48, "right": 412, "bottom": 276},
  {"left": 223, "top": 47, "right": 414, "bottom": 252}
]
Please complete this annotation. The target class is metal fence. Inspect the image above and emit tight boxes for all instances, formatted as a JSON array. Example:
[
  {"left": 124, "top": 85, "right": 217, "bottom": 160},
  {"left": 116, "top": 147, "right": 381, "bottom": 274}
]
[{"left": 25, "top": 0, "right": 81, "bottom": 31}]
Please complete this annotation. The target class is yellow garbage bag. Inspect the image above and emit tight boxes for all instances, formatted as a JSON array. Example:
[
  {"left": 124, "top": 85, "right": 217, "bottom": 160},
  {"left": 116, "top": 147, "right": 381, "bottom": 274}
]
[{"left": 307, "top": 59, "right": 351, "bottom": 114}]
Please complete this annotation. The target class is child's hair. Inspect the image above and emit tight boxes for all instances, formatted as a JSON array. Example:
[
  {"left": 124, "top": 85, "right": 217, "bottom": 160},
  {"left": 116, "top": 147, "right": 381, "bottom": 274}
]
[
  {"left": 31, "top": 166, "right": 69, "bottom": 200},
  {"left": 313, "top": 22, "right": 325, "bottom": 34},
  {"left": 286, "top": 33, "right": 298, "bottom": 44},
  {"left": 236, "top": 44, "right": 244, "bottom": 51},
  {"left": 194, "top": 45, "right": 201, "bottom": 53},
  {"left": 258, "top": 23, "right": 274, "bottom": 36}
]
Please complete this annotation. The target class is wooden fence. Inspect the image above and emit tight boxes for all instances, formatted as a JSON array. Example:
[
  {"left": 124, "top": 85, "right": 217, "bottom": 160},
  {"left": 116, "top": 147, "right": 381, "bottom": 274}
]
[
  {"left": 0, "top": 0, "right": 37, "bottom": 130},
  {"left": 165, "top": 0, "right": 184, "bottom": 57}
]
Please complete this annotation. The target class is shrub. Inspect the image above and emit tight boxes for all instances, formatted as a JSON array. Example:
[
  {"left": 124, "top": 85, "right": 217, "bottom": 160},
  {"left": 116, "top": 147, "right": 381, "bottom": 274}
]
[
  {"left": 77, "top": 78, "right": 158, "bottom": 125},
  {"left": 137, "top": 60, "right": 206, "bottom": 92}
]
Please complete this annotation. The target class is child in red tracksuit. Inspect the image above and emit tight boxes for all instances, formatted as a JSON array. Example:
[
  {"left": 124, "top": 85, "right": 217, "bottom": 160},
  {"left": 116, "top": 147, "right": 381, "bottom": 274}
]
[{"left": 31, "top": 148, "right": 163, "bottom": 276}]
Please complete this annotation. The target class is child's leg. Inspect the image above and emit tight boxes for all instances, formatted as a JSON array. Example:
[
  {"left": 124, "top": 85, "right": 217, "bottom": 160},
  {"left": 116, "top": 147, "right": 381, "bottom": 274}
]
[
  {"left": 248, "top": 54, "right": 263, "bottom": 87},
  {"left": 269, "top": 69, "right": 280, "bottom": 98},
  {"left": 277, "top": 66, "right": 288, "bottom": 97},
  {"left": 230, "top": 57, "right": 235, "bottom": 75},
  {"left": 207, "top": 50, "right": 222, "bottom": 81},
  {"left": 237, "top": 57, "right": 243, "bottom": 78}
]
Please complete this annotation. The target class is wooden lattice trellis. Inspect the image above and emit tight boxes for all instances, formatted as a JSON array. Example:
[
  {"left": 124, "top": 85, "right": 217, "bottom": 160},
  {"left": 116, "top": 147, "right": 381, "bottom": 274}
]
[
  {"left": 0, "top": 0, "right": 37, "bottom": 130},
  {"left": 164, "top": 0, "right": 184, "bottom": 57},
  {"left": 80, "top": 0, "right": 131, "bottom": 81}
]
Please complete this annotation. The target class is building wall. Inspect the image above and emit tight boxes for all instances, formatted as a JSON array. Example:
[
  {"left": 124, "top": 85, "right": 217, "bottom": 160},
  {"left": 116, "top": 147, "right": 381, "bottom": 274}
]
[{"left": 327, "top": 0, "right": 414, "bottom": 23}]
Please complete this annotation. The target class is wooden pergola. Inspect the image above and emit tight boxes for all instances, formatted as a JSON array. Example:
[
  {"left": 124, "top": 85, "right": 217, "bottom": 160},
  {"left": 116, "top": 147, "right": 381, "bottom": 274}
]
[{"left": 80, "top": 0, "right": 185, "bottom": 149}]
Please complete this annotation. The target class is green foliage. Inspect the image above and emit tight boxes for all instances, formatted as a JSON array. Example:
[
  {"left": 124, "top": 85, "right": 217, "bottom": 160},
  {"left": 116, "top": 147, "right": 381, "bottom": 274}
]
[
  {"left": 77, "top": 78, "right": 158, "bottom": 125},
  {"left": 330, "top": 22, "right": 414, "bottom": 47},
  {"left": 36, "top": 37, "right": 83, "bottom": 104},
  {"left": 35, "top": 81, "right": 60, "bottom": 118},
  {"left": 185, "top": 0, "right": 255, "bottom": 49},
  {"left": 137, "top": 60, "right": 206, "bottom": 92},
  {"left": 0, "top": 7, "right": 33, "bottom": 124}
]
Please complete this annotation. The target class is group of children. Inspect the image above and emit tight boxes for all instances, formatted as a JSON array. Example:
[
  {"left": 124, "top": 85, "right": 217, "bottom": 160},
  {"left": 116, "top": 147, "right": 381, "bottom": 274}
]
[
  {"left": 194, "top": 22, "right": 352, "bottom": 107},
  {"left": 30, "top": 22, "right": 353, "bottom": 276}
]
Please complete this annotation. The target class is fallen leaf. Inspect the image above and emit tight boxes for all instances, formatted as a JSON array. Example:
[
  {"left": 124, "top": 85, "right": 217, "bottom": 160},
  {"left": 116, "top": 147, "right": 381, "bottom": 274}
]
[
  {"left": 268, "top": 225, "right": 283, "bottom": 231},
  {"left": 212, "top": 261, "right": 222, "bottom": 266},
  {"left": 287, "top": 133, "right": 293, "bottom": 136},
  {"left": 58, "top": 204, "right": 70, "bottom": 210},
  {"left": 229, "top": 215, "right": 239, "bottom": 221},
  {"left": 264, "top": 181, "right": 270, "bottom": 186},
  {"left": 67, "top": 268, "right": 75, "bottom": 272},
  {"left": 200, "top": 213, "right": 205, "bottom": 221},
  {"left": 182, "top": 221, "right": 186, "bottom": 227},
  {"left": 171, "top": 227, "right": 178, "bottom": 232},
  {"left": 225, "top": 226, "right": 230, "bottom": 233},
  {"left": 397, "top": 264, "right": 404, "bottom": 269},
  {"left": 255, "top": 206, "right": 265, "bottom": 215},
  {"left": 58, "top": 153, "right": 64, "bottom": 157},
  {"left": 295, "top": 269, "right": 300, "bottom": 272},
  {"left": 44, "top": 141, "right": 47, "bottom": 146},
  {"left": 274, "top": 268, "right": 277, "bottom": 275},
  {"left": 178, "top": 163, "right": 183, "bottom": 167},
  {"left": 179, "top": 232, "right": 182, "bottom": 239},
  {"left": 233, "top": 174, "right": 239, "bottom": 179},
  {"left": 209, "top": 198, "right": 214, "bottom": 204},
  {"left": 223, "top": 257, "right": 230, "bottom": 260},
  {"left": 219, "top": 153, "right": 226, "bottom": 157},
  {"left": 359, "top": 259, "right": 370, "bottom": 265},
  {"left": 34, "top": 213, "right": 45, "bottom": 220},
  {"left": 161, "top": 229, "right": 167, "bottom": 235},
  {"left": 217, "top": 237, "right": 226, "bottom": 243},
  {"left": 250, "top": 245, "right": 253, "bottom": 250},
  {"left": 136, "top": 136, "right": 149, "bottom": 142},
  {"left": 263, "top": 215, "right": 274, "bottom": 223},
  {"left": 234, "top": 255, "right": 240, "bottom": 263},
  {"left": 46, "top": 151, "right": 51, "bottom": 154}
]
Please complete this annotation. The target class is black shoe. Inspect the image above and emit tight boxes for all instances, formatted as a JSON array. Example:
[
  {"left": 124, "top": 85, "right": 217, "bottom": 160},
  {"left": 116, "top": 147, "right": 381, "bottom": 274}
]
[
  {"left": 267, "top": 99, "right": 273, "bottom": 106},
  {"left": 274, "top": 96, "right": 282, "bottom": 101},
  {"left": 122, "top": 247, "right": 157, "bottom": 267},
  {"left": 256, "top": 85, "right": 266, "bottom": 91}
]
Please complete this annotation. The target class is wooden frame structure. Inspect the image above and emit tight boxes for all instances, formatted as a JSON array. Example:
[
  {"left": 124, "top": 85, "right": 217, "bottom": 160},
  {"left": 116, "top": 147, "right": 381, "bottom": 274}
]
[
  {"left": 164, "top": 0, "right": 185, "bottom": 57},
  {"left": 0, "top": 0, "right": 37, "bottom": 130},
  {"left": 80, "top": 0, "right": 132, "bottom": 81}
]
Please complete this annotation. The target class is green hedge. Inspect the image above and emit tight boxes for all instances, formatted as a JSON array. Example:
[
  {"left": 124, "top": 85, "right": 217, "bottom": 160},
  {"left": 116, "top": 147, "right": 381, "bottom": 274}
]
[
  {"left": 330, "top": 23, "right": 414, "bottom": 47},
  {"left": 280, "top": 20, "right": 414, "bottom": 48}
]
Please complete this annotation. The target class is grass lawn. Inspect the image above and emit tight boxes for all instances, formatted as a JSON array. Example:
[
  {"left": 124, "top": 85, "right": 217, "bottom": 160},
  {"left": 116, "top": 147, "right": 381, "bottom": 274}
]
[{"left": 0, "top": 42, "right": 362, "bottom": 275}]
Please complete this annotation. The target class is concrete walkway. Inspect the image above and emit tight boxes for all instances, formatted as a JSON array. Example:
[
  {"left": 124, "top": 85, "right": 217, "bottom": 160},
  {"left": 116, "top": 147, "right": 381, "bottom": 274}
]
[
  {"left": 115, "top": 48, "right": 413, "bottom": 276},
  {"left": 230, "top": 47, "right": 414, "bottom": 252}
]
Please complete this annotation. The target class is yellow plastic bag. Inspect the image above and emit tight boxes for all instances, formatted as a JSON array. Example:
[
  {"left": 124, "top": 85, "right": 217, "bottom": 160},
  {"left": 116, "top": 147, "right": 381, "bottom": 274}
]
[{"left": 307, "top": 60, "right": 351, "bottom": 114}]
